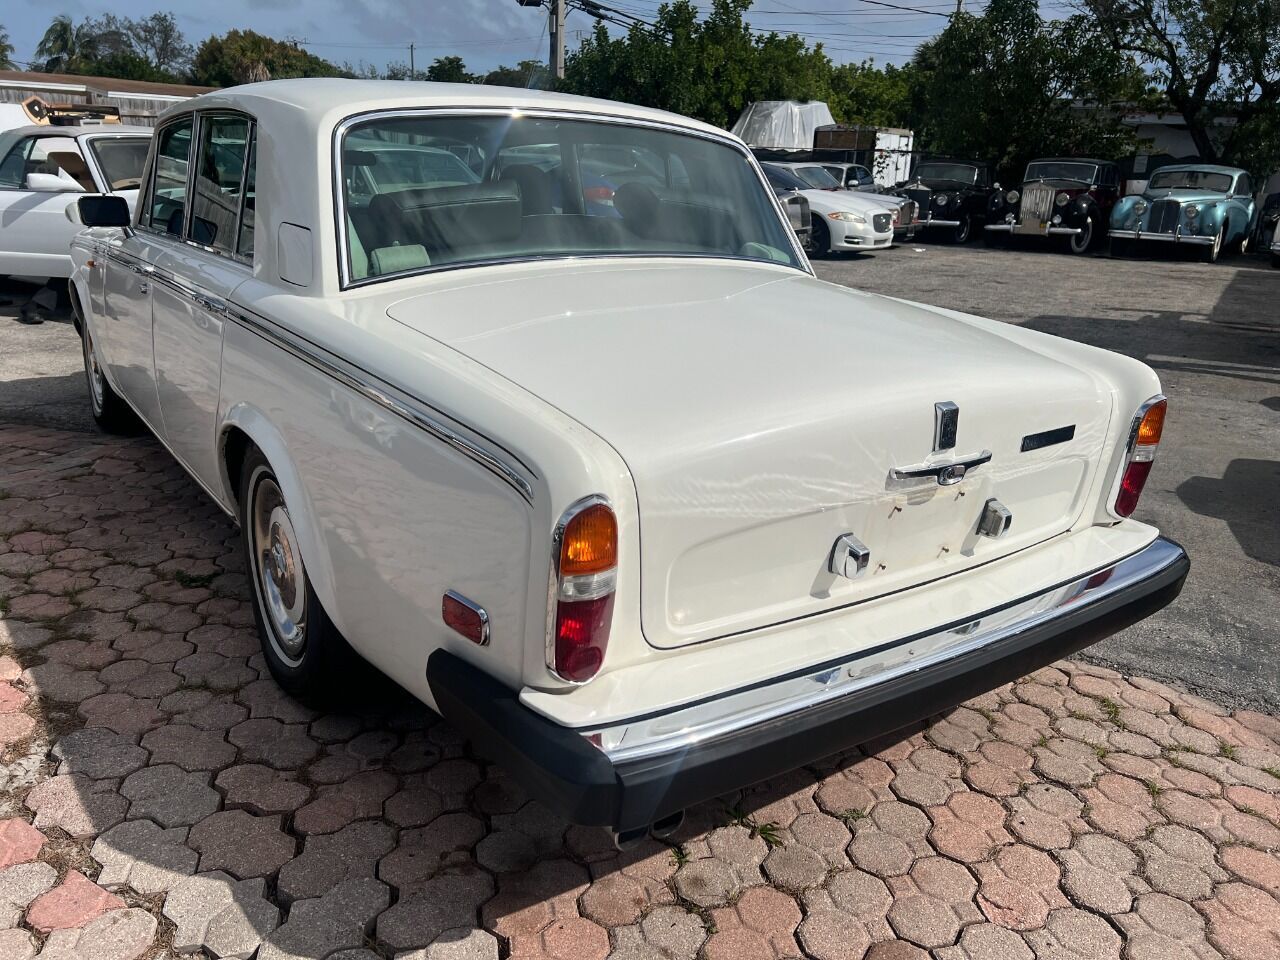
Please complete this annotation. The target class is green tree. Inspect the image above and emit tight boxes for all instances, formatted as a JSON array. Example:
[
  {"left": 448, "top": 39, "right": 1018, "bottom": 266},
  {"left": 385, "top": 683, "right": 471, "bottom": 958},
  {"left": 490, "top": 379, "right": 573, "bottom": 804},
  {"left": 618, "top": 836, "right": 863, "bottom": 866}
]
[
  {"left": 912, "top": 0, "right": 1142, "bottom": 180},
  {"left": 425, "top": 55, "right": 477, "bottom": 83},
  {"left": 129, "top": 12, "right": 193, "bottom": 75},
  {"left": 190, "top": 29, "right": 347, "bottom": 86},
  {"left": 1084, "top": 0, "right": 1280, "bottom": 171},
  {"left": 828, "top": 61, "right": 918, "bottom": 129},
  {"left": 0, "top": 26, "right": 14, "bottom": 71},
  {"left": 35, "top": 14, "right": 101, "bottom": 72},
  {"left": 483, "top": 59, "right": 551, "bottom": 89}
]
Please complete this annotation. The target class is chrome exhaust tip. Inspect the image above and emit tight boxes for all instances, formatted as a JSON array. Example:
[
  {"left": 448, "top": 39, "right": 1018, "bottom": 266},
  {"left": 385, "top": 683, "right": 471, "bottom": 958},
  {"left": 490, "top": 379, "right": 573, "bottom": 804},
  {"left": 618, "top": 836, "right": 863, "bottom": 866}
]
[
  {"left": 611, "top": 826, "right": 648, "bottom": 851},
  {"left": 649, "top": 810, "right": 685, "bottom": 840}
]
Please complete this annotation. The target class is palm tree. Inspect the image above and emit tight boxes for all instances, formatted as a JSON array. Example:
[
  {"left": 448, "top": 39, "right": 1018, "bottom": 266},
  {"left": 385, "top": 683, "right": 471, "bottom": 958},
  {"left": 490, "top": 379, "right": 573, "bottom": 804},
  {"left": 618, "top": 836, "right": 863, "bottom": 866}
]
[
  {"left": 34, "top": 14, "right": 96, "bottom": 72},
  {"left": 0, "top": 27, "right": 15, "bottom": 71}
]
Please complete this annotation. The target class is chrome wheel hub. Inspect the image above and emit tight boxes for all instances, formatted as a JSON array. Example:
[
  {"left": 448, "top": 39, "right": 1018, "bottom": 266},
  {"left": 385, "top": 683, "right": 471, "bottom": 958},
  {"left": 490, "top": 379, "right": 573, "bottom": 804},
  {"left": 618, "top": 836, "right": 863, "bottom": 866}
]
[
  {"left": 84, "top": 329, "right": 104, "bottom": 413},
  {"left": 251, "top": 475, "right": 308, "bottom": 665}
]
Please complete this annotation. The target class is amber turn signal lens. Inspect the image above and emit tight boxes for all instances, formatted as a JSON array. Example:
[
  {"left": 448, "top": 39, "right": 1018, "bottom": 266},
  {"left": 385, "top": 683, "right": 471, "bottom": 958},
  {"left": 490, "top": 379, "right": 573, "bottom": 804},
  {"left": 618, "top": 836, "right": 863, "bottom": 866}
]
[
  {"left": 1136, "top": 399, "right": 1166, "bottom": 446},
  {"left": 560, "top": 503, "right": 617, "bottom": 577}
]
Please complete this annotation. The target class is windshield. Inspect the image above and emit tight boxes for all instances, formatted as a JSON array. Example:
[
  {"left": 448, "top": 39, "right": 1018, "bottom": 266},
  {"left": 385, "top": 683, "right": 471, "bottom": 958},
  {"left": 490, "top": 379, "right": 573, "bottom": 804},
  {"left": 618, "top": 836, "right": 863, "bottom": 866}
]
[
  {"left": 88, "top": 137, "right": 150, "bottom": 191},
  {"left": 914, "top": 163, "right": 978, "bottom": 184},
  {"left": 340, "top": 114, "right": 801, "bottom": 282},
  {"left": 1148, "top": 169, "right": 1234, "bottom": 193},
  {"left": 762, "top": 164, "right": 809, "bottom": 192},
  {"left": 1025, "top": 161, "right": 1096, "bottom": 184},
  {"left": 791, "top": 165, "right": 841, "bottom": 189}
]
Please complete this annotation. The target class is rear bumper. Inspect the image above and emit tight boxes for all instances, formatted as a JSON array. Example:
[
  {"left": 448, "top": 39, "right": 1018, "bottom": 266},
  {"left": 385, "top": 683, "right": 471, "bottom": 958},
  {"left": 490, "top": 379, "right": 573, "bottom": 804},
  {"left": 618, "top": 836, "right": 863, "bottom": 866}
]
[{"left": 427, "top": 536, "right": 1188, "bottom": 830}]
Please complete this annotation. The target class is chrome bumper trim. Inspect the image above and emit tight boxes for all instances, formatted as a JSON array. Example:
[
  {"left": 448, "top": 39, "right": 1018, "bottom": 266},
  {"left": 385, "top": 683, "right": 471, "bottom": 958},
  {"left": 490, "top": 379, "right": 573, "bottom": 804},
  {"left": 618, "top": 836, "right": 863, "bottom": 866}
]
[
  {"left": 985, "top": 224, "right": 1082, "bottom": 236},
  {"left": 1113, "top": 230, "right": 1214, "bottom": 245},
  {"left": 915, "top": 218, "right": 961, "bottom": 228},
  {"left": 586, "top": 537, "right": 1185, "bottom": 763}
]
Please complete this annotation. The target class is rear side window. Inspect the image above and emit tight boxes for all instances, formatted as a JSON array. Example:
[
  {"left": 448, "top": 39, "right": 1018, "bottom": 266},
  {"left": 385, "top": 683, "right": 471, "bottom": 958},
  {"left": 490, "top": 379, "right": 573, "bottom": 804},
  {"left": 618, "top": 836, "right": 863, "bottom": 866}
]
[
  {"left": 191, "top": 114, "right": 251, "bottom": 253},
  {"left": 149, "top": 118, "right": 193, "bottom": 235},
  {"left": 237, "top": 132, "right": 257, "bottom": 259}
]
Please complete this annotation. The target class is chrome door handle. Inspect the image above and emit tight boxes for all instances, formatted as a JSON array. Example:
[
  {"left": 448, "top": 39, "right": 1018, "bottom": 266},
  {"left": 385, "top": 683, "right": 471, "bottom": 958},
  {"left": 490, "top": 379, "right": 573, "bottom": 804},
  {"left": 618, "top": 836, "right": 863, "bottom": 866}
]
[
  {"left": 194, "top": 295, "right": 226, "bottom": 314},
  {"left": 890, "top": 450, "right": 992, "bottom": 486},
  {"left": 138, "top": 282, "right": 149, "bottom": 294},
  {"left": 130, "top": 263, "right": 153, "bottom": 276}
]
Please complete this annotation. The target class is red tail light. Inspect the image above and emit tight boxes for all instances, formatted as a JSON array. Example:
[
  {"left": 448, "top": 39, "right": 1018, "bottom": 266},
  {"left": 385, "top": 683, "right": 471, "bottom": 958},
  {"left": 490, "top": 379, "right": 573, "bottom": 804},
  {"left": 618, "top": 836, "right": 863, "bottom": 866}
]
[
  {"left": 1112, "top": 396, "right": 1166, "bottom": 518},
  {"left": 583, "top": 185, "right": 615, "bottom": 204},
  {"left": 548, "top": 497, "right": 617, "bottom": 683}
]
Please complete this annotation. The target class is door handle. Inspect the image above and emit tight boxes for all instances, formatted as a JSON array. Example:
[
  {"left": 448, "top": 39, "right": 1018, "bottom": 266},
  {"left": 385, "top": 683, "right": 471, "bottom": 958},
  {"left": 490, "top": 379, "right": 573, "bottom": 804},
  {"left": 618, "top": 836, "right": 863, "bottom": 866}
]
[
  {"left": 890, "top": 450, "right": 993, "bottom": 486},
  {"left": 130, "top": 263, "right": 153, "bottom": 276},
  {"left": 138, "top": 282, "right": 149, "bottom": 294}
]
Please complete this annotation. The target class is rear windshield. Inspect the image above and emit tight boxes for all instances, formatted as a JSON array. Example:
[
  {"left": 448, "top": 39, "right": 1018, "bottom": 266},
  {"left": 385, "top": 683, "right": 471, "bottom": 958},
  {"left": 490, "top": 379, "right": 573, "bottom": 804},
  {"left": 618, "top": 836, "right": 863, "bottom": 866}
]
[
  {"left": 88, "top": 137, "right": 150, "bottom": 191},
  {"left": 1148, "top": 169, "right": 1233, "bottom": 193},
  {"left": 339, "top": 113, "right": 800, "bottom": 283}
]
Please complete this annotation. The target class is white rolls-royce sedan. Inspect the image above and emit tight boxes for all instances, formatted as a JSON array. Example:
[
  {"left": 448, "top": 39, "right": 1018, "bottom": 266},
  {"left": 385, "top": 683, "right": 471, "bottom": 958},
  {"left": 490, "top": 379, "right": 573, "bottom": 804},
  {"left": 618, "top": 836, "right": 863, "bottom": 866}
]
[{"left": 68, "top": 80, "right": 1188, "bottom": 840}]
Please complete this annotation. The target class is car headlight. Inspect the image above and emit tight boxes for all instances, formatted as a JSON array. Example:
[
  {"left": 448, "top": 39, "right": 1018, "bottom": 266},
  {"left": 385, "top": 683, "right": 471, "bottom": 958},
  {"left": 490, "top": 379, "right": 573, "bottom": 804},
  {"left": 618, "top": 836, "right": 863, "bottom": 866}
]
[
  {"left": 1134, "top": 199, "right": 1147, "bottom": 215},
  {"left": 1185, "top": 204, "right": 1199, "bottom": 219},
  {"left": 828, "top": 211, "right": 866, "bottom": 224},
  {"left": 1055, "top": 192, "right": 1069, "bottom": 207},
  {"left": 1006, "top": 189, "right": 1020, "bottom": 204},
  {"left": 937, "top": 194, "right": 952, "bottom": 208}
]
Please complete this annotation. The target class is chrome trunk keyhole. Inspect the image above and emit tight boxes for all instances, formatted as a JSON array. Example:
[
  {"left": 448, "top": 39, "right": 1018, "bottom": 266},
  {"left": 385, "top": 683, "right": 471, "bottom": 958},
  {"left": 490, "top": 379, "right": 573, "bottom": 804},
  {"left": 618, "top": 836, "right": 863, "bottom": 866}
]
[{"left": 830, "top": 533, "right": 871, "bottom": 580}]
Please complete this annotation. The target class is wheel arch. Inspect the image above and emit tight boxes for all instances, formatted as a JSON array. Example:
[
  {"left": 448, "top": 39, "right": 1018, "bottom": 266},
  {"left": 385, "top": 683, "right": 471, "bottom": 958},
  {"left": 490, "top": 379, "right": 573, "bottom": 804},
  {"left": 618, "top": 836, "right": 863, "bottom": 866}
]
[{"left": 217, "top": 404, "right": 341, "bottom": 627}]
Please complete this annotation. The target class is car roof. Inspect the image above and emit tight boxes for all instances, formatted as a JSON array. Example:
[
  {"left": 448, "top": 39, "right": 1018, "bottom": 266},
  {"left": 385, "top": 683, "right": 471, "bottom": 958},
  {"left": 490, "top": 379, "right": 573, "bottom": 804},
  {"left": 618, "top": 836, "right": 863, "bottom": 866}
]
[
  {"left": 1027, "top": 157, "right": 1109, "bottom": 165},
  {"left": 160, "top": 78, "right": 734, "bottom": 143},
  {"left": 1153, "top": 163, "right": 1245, "bottom": 175},
  {"left": 4, "top": 124, "right": 153, "bottom": 138}
]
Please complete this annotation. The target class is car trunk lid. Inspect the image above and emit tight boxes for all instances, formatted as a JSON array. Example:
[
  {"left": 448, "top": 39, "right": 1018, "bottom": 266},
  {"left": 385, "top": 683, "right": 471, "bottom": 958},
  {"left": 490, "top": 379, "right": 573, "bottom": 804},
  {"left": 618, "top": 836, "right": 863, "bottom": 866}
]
[{"left": 386, "top": 260, "right": 1113, "bottom": 649}]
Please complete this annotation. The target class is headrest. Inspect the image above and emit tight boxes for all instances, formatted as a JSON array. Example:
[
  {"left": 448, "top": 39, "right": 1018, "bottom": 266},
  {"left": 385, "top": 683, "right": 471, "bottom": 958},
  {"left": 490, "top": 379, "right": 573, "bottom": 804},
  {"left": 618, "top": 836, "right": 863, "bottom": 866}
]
[
  {"left": 369, "top": 182, "right": 522, "bottom": 250},
  {"left": 369, "top": 244, "right": 431, "bottom": 276}
]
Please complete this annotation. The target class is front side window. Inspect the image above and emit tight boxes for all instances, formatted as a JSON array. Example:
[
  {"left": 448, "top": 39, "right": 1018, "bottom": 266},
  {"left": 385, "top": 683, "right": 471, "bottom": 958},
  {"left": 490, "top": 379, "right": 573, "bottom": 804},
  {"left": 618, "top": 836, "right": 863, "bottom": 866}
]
[
  {"left": 915, "top": 162, "right": 978, "bottom": 185},
  {"left": 1148, "top": 169, "right": 1233, "bottom": 193},
  {"left": 340, "top": 113, "right": 800, "bottom": 283},
  {"left": 0, "top": 135, "right": 90, "bottom": 190},
  {"left": 88, "top": 137, "right": 150, "bottom": 191},
  {"left": 191, "top": 114, "right": 251, "bottom": 253},
  {"left": 149, "top": 117, "right": 193, "bottom": 234},
  {"left": 1024, "top": 161, "right": 1098, "bottom": 184}
]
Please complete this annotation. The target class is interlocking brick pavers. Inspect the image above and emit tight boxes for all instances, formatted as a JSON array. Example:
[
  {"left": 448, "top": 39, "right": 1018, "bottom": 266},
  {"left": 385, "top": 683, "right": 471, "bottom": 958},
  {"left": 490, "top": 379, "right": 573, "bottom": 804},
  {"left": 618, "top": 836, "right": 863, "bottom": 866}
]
[
  {"left": 24, "top": 868, "right": 124, "bottom": 933},
  {"left": 2, "top": 421, "right": 1280, "bottom": 960}
]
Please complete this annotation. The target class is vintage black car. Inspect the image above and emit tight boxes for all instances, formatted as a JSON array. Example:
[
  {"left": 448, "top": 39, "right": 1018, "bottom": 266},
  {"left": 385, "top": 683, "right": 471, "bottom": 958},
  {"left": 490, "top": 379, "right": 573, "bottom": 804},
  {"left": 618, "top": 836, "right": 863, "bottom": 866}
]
[
  {"left": 985, "top": 158, "right": 1121, "bottom": 255},
  {"left": 891, "top": 159, "right": 995, "bottom": 243}
]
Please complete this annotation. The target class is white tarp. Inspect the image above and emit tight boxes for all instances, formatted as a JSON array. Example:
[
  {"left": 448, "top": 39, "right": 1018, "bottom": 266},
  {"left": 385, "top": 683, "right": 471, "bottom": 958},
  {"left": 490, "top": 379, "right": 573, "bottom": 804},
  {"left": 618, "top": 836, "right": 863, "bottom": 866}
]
[{"left": 731, "top": 100, "right": 835, "bottom": 150}]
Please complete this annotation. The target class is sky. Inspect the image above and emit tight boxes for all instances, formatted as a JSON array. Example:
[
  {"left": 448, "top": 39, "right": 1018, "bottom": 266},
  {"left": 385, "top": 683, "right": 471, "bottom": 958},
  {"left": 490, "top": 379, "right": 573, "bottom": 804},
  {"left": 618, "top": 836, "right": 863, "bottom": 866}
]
[{"left": 2, "top": 0, "right": 1083, "bottom": 76}]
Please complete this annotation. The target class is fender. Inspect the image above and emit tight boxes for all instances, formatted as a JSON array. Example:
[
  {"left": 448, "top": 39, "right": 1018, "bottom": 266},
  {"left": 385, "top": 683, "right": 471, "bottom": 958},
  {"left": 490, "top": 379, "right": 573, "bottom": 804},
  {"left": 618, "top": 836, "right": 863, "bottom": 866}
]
[{"left": 216, "top": 403, "right": 343, "bottom": 634}]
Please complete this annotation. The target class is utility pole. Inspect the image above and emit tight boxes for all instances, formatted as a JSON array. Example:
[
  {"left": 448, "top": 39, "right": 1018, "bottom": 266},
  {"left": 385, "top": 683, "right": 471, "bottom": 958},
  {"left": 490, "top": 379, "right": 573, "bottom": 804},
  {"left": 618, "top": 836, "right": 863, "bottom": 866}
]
[
  {"left": 954, "top": 0, "right": 963, "bottom": 12},
  {"left": 550, "top": 0, "right": 566, "bottom": 80},
  {"left": 409, "top": 42, "right": 415, "bottom": 78}
]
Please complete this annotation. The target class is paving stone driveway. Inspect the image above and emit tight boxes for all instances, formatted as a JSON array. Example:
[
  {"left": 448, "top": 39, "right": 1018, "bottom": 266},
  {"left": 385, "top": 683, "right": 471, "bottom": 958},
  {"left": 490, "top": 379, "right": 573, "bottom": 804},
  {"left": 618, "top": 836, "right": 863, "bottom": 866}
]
[{"left": 0, "top": 421, "right": 1278, "bottom": 960}]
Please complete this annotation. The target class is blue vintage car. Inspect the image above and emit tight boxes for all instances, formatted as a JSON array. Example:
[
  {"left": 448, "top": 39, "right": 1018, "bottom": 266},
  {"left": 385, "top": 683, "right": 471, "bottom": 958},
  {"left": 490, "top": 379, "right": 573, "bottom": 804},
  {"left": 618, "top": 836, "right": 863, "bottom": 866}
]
[{"left": 1109, "top": 164, "right": 1258, "bottom": 263}]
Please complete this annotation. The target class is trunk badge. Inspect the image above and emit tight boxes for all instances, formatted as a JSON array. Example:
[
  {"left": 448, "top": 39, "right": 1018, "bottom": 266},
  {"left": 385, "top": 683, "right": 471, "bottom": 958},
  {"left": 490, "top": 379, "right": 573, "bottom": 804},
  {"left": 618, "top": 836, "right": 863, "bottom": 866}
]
[{"left": 829, "top": 533, "right": 870, "bottom": 580}]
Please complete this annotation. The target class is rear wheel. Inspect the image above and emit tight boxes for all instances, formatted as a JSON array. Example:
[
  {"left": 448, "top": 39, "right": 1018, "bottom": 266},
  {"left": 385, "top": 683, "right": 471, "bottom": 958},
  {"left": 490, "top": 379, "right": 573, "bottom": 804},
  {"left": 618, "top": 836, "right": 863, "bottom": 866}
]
[
  {"left": 1231, "top": 228, "right": 1250, "bottom": 256},
  {"left": 240, "top": 447, "right": 361, "bottom": 704},
  {"left": 1067, "top": 215, "right": 1095, "bottom": 255},
  {"left": 81, "top": 321, "right": 138, "bottom": 433}
]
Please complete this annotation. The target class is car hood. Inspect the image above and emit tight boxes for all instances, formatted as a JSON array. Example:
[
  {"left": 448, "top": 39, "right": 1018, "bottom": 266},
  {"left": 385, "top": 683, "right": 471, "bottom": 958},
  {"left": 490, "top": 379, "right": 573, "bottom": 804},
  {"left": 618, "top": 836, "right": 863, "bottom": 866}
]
[
  {"left": 799, "top": 189, "right": 894, "bottom": 214},
  {"left": 387, "top": 259, "right": 1114, "bottom": 647}
]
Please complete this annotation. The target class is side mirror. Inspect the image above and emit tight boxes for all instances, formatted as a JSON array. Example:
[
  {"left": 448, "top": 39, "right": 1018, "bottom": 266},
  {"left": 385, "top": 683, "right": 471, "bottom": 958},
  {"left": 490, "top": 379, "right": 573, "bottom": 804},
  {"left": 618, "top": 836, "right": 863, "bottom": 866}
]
[
  {"left": 26, "top": 172, "right": 83, "bottom": 193},
  {"left": 74, "top": 194, "right": 132, "bottom": 228}
]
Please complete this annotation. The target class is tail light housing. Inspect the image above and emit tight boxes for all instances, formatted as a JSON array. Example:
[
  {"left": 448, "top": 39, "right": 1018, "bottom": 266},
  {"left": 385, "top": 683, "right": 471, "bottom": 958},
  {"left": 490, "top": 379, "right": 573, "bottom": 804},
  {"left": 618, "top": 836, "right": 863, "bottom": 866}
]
[
  {"left": 547, "top": 496, "right": 617, "bottom": 683},
  {"left": 1111, "top": 395, "right": 1167, "bottom": 518}
]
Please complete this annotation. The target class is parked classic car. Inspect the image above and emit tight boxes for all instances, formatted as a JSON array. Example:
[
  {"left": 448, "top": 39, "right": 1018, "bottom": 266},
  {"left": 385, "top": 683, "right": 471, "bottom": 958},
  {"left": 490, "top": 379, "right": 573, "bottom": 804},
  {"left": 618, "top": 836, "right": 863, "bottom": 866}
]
[
  {"left": 68, "top": 80, "right": 1188, "bottom": 839},
  {"left": 985, "top": 158, "right": 1121, "bottom": 254},
  {"left": 819, "top": 160, "right": 877, "bottom": 191},
  {"left": 769, "top": 160, "right": 916, "bottom": 240},
  {"left": 1256, "top": 192, "right": 1279, "bottom": 267},
  {"left": 892, "top": 159, "right": 995, "bottom": 242},
  {"left": 0, "top": 123, "right": 151, "bottom": 279},
  {"left": 1109, "top": 164, "right": 1258, "bottom": 263},
  {"left": 763, "top": 162, "right": 895, "bottom": 254}
]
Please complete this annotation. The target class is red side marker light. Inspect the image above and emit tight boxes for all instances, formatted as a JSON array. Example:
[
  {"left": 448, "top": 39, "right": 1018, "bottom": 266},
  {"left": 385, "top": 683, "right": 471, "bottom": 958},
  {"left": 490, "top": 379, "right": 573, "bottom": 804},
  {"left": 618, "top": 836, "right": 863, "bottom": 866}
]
[{"left": 442, "top": 591, "right": 489, "bottom": 646}]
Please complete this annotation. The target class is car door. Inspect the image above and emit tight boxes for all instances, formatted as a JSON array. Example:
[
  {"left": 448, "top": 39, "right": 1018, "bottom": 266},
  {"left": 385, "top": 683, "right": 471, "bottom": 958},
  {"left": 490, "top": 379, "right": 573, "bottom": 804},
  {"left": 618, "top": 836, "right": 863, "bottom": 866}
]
[
  {"left": 150, "top": 112, "right": 255, "bottom": 487},
  {"left": 0, "top": 132, "right": 89, "bottom": 278},
  {"left": 96, "top": 116, "right": 195, "bottom": 430}
]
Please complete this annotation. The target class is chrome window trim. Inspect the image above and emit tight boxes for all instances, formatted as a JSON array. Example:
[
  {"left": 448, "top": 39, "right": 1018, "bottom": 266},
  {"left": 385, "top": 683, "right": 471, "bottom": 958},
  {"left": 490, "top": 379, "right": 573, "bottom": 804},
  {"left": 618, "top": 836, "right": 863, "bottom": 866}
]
[
  {"left": 330, "top": 106, "right": 813, "bottom": 291},
  {"left": 582, "top": 537, "right": 1186, "bottom": 762},
  {"left": 545, "top": 494, "right": 613, "bottom": 684},
  {"left": 1105, "top": 393, "right": 1166, "bottom": 521}
]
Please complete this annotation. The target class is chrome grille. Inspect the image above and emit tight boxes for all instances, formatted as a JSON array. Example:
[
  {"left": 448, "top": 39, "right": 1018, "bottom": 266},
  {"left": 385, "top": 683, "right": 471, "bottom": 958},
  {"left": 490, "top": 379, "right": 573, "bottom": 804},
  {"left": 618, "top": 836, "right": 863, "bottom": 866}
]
[
  {"left": 1017, "top": 182, "right": 1055, "bottom": 232},
  {"left": 873, "top": 212, "right": 892, "bottom": 233},
  {"left": 905, "top": 189, "right": 930, "bottom": 217},
  {"left": 901, "top": 200, "right": 918, "bottom": 225},
  {"left": 1149, "top": 199, "right": 1180, "bottom": 234}
]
